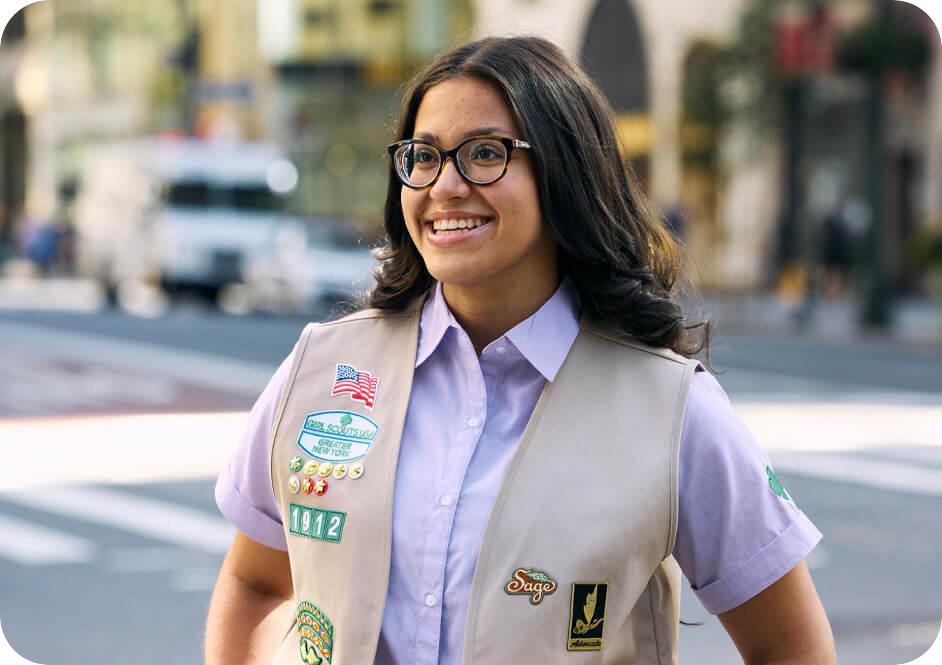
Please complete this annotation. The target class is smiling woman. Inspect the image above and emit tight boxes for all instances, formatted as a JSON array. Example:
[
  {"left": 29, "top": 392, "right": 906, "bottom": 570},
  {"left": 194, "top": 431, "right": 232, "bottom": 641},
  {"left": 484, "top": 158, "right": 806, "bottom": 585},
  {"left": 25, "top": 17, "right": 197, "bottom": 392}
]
[{"left": 206, "top": 36, "right": 835, "bottom": 665}]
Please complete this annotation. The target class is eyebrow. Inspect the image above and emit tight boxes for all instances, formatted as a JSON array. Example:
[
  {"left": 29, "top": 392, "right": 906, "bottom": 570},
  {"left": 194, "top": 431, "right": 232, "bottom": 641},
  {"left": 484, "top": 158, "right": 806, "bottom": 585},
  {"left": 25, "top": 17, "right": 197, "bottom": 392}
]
[{"left": 412, "top": 126, "right": 509, "bottom": 144}]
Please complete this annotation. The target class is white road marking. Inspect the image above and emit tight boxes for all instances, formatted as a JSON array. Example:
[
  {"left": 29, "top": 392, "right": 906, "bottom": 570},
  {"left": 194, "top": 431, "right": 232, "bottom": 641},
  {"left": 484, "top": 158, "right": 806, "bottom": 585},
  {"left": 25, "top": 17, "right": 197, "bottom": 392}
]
[
  {"left": 1, "top": 487, "right": 234, "bottom": 554},
  {"left": 0, "top": 513, "right": 96, "bottom": 565},
  {"left": 770, "top": 451, "right": 942, "bottom": 497},
  {"left": 0, "top": 411, "right": 246, "bottom": 491},
  {"left": 0, "top": 321, "right": 275, "bottom": 397}
]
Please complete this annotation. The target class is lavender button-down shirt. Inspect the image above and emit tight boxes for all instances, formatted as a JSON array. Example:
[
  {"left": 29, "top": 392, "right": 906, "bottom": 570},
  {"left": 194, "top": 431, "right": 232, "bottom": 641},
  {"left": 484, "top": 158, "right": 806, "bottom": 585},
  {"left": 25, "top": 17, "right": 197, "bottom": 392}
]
[{"left": 216, "top": 281, "right": 821, "bottom": 665}]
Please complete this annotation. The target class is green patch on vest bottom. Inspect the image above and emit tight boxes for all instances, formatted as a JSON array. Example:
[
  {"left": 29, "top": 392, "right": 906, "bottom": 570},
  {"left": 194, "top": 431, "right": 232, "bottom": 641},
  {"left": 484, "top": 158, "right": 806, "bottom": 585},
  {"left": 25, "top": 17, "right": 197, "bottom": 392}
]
[
  {"left": 298, "top": 600, "right": 333, "bottom": 664},
  {"left": 568, "top": 583, "right": 607, "bottom": 651},
  {"left": 289, "top": 504, "right": 346, "bottom": 543}
]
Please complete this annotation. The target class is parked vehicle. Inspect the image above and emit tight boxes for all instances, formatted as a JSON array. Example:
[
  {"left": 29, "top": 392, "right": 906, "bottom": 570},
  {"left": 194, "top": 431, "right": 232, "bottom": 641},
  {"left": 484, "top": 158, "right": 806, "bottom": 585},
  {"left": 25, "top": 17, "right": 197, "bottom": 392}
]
[
  {"left": 73, "top": 137, "right": 299, "bottom": 300},
  {"left": 237, "top": 217, "right": 376, "bottom": 315}
]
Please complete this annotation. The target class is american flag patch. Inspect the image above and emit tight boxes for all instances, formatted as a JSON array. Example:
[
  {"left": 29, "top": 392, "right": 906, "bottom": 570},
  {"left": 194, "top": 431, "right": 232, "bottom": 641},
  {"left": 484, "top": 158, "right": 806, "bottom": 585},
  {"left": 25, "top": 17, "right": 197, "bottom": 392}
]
[{"left": 331, "top": 363, "right": 380, "bottom": 409}]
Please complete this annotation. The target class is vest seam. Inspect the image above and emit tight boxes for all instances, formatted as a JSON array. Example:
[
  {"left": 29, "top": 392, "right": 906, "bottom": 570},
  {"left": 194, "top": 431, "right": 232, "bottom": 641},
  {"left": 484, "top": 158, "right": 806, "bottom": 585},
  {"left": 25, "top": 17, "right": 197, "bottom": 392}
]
[
  {"left": 268, "top": 323, "right": 317, "bottom": 521},
  {"left": 664, "top": 359, "right": 697, "bottom": 560}
]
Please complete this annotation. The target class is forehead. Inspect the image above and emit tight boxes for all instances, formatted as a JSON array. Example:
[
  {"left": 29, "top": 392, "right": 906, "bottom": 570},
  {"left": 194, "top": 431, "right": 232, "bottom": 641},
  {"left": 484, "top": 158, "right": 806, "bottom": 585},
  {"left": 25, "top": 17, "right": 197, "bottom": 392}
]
[{"left": 413, "top": 77, "right": 519, "bottom": 142}]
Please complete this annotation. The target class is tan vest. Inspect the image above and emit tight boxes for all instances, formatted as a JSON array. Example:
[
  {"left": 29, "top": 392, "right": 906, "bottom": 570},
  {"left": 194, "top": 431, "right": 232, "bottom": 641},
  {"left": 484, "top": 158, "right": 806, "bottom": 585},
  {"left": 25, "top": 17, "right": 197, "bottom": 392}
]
[{"left": 269, "top": 306, "right": 698, "bottom": 665}]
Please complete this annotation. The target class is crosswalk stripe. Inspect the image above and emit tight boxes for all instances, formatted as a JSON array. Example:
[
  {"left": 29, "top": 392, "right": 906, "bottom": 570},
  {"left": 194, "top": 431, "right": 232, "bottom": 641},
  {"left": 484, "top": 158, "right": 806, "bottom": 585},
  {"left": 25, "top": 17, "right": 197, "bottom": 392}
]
[
  {"left": 0, "top": 513, "right": 97, "bottom": 565},
  {"left": 770, "top": 452, "right": 942, "bottom": 497},
  {"left": 0, "top": 321, "right": 275, "bottom": 397},
  {"left": 2, "top": 487, "right": 234, "bottom": 554}
]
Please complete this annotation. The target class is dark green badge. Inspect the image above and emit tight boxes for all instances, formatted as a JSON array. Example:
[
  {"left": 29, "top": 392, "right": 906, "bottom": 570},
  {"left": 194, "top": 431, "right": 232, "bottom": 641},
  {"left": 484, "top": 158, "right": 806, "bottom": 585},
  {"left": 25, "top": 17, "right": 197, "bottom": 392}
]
[
  {"left": 766, "top": 465, "right": 791, "bottom": 501},
  {"left": 568, "top": 583, "right": 607, "bottom": 651}
]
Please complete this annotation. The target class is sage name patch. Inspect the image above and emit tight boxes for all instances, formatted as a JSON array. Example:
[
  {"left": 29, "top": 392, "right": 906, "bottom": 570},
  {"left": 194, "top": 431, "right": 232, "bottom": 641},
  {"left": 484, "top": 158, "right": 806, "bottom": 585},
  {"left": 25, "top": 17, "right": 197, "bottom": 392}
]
[
  {"left": 297, "top": 410, "right": 379, "bottom": 463},
  {"left": 289, "top": 504, "right": 346, "bottom": 543}
]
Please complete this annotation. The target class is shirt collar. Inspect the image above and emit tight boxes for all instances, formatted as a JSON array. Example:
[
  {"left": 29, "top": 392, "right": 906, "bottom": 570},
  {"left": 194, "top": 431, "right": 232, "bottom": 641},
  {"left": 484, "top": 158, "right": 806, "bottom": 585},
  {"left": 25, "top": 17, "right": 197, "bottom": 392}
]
[{"left": 415, "top": 279, "right": 581, "bottom": 381}]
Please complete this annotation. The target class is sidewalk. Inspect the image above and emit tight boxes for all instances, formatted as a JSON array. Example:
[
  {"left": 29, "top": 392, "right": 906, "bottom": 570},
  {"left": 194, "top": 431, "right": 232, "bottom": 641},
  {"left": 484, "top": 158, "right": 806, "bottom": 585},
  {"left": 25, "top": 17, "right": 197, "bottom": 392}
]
[
  {"left": 0, "top": 273, "right": 939, "bottom": 345},
  {"left": 691, "top": 293, "right": 942, "bottom": 345}
]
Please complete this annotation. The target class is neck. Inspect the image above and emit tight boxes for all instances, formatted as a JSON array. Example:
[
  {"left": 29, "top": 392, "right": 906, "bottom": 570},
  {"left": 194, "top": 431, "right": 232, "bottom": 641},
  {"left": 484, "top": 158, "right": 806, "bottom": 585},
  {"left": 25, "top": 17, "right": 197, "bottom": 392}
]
[{"left": 442, "top": 273, "right": 560, "bottom": 355}]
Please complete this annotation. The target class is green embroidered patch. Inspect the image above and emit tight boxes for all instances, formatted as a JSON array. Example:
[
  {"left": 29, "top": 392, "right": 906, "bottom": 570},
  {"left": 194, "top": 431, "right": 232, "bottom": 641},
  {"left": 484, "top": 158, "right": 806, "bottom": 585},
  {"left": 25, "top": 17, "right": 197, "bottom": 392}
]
[
  {"left": 766, "top": 465, "right": 791, "bottom": 501},
  {"left": 298, "top": 600, "right": 333, "bottom": 663},
  {"left": 289, "top": 504, "right": 346, "bottom": 543}
]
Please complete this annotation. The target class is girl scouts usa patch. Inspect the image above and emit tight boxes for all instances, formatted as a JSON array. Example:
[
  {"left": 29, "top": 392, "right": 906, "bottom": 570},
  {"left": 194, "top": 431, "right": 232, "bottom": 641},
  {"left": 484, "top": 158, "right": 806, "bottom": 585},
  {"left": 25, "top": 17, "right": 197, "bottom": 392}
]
[
  {"left": 568, "top": 583, "right": 607, "bottom": 651},
  {"left": 297, "top": 600, "right": 333, "bottom": 664},
  {"left": 297, "top": 410, "right": 379, "bottom": 463}
]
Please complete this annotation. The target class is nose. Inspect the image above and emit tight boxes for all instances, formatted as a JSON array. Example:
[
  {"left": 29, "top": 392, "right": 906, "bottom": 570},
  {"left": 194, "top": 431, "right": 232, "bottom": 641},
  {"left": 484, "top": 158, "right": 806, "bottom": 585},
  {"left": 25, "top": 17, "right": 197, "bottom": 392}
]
[{"left": 429, "top": 157, "right": 470, "bottom": 200}]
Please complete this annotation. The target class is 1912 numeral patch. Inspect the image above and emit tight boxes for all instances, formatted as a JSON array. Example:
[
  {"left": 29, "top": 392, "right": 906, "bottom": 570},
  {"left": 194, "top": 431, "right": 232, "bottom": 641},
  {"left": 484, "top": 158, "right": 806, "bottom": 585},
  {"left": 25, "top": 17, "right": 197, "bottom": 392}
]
[{"left": 289, "top": 504, "right": 346, "bottom": 543}]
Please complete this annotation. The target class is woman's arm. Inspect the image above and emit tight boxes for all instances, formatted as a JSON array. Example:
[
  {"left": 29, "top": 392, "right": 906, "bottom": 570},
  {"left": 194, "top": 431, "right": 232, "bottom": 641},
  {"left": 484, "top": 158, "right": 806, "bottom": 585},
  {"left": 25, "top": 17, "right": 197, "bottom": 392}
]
[
  {"left": 717, "top": 561, "right": 836, "bottom": 665},
  {"left": 205, "top": 531, "right": 294, "bottom": 665}
]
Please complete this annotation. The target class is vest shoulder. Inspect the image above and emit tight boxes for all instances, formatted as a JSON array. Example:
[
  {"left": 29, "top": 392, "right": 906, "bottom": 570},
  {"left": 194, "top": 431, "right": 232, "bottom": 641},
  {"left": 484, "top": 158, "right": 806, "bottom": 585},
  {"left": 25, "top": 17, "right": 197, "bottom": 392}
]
[
  {"left": 312, "top": 304, "right": 421, "bottom": 331},
  {"left": 584, "top": 323, "right": 696, "bottom": 368}
]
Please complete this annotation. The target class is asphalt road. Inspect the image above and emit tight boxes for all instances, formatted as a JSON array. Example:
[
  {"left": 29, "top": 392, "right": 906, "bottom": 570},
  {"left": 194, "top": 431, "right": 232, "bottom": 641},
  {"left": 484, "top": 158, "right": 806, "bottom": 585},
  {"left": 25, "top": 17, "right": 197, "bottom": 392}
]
[{"left": 0, "top": 305, "right": 940, "bottom": 665}]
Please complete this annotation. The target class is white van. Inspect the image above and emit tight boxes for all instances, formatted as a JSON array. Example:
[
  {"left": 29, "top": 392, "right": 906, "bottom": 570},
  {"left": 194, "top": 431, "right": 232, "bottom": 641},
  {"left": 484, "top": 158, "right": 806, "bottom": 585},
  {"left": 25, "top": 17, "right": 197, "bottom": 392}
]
[{"left": 73, "top": 137, "right": 299, "bottom": 299}]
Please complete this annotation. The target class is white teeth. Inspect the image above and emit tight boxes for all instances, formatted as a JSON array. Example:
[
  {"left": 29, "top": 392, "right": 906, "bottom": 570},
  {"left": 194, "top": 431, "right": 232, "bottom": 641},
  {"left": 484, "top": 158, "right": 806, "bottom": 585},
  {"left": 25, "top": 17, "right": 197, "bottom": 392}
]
[{"left": 431, "top": 217, "right": 490, "bottom": 231}]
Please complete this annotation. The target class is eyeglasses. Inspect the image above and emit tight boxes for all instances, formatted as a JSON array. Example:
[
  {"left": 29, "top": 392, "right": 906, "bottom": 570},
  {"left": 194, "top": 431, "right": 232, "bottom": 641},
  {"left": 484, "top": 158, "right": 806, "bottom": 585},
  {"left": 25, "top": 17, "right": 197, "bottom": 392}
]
[{"left": 387, "top": 135, "right": 532, "bottom": 189}]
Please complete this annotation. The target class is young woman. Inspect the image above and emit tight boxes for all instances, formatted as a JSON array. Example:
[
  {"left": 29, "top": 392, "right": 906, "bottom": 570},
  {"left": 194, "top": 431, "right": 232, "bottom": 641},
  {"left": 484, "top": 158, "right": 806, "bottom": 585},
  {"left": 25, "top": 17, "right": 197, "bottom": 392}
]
[{"left": 206, "top": 36, "right": 835, "bottom": 665}]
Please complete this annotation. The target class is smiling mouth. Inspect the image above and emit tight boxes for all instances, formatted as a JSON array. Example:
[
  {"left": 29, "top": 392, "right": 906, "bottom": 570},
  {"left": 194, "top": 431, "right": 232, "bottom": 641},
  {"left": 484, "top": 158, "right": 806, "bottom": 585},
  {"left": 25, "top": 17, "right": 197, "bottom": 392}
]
[{"left": 426, "top": 216, "right": 493, "bottom": 235}]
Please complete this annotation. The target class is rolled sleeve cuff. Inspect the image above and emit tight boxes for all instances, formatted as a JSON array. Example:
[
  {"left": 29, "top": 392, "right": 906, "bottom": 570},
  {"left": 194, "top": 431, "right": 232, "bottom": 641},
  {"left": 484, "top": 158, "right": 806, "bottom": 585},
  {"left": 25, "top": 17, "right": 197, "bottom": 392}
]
[
  {"left": 215, "top": 466, "right": 288, "bottom": 552},
  {"left": 694, "top": 511, "right": 822, "bottom": 615}
]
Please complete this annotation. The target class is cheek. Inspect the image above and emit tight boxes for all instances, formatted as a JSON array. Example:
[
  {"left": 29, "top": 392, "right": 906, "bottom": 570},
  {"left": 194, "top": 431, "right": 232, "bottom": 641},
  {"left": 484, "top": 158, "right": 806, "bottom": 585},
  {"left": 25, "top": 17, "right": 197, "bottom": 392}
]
[{"left": 400, "top": 191, "right": 423, "bottom": 236}]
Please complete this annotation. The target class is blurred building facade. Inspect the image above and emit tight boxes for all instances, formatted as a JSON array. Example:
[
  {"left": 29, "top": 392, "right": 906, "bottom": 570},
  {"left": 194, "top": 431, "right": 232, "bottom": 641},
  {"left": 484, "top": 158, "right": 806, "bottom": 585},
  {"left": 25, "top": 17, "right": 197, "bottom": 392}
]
[
  {"left": 473, "top": 0, "right": 942, "bottom": 294},
  {"left": 3, "top": 0, "right": 940, "bottom": 296},
  {"left": 0, "top": 8, "right": 27, "bottom": 253}
]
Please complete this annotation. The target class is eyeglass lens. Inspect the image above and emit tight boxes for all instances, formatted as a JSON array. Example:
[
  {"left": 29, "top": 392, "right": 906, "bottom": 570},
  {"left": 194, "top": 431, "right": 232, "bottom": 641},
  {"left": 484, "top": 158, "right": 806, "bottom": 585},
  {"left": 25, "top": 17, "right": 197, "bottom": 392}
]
[{"left": 394, "top": 138, "right": 508, "bottom": 187}]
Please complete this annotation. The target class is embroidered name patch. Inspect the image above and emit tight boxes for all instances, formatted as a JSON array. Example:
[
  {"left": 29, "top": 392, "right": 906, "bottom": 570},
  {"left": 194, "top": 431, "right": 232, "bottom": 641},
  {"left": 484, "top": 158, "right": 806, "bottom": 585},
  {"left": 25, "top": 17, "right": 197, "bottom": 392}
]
[
  {"left": 297, "top": 410, "right": 379, "bottom": 463},
  {"left": 568, "top": 583, "right": 608, "bottom": 652},
  {"left": 503, "top": 567, "right": 558, "bottom": 605},
  {"left": 289, "top": 504, "right": 346, "bottom": 543},
  {"left": 298, "top": 600, "right": 333, "bottom": 664}
]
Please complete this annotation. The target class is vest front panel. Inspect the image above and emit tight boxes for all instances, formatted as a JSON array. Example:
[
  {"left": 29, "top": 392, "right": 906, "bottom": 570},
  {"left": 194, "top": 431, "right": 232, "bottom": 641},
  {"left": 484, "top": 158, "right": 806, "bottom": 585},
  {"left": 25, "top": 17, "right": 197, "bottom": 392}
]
[{"left": 269, "top": 311, "right": 695, "bottom": 665}]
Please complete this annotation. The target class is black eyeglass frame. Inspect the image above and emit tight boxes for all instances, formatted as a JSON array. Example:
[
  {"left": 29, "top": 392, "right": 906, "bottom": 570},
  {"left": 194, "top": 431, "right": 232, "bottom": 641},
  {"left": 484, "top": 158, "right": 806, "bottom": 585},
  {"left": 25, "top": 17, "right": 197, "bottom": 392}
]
[{"left": 387, "top": 135, "right": 532, "bottom": 189}]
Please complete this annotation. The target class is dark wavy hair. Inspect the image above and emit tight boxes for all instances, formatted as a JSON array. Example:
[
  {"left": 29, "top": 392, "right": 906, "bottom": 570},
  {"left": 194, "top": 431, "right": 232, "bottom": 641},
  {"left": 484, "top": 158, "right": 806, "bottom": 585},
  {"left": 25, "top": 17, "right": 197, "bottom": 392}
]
[{"left": 367, "top": 35, "right": 709, "bottom": 357}]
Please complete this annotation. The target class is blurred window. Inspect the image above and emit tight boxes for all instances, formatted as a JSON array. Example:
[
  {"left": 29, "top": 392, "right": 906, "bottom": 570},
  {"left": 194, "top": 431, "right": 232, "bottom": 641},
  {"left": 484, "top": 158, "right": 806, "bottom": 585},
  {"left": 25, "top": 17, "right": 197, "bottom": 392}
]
[
  {"left": 229, "top": 186, "right": 277, "bottom": 211},
  {"left": 166, "top": 182, "right": 210, "bottom": 208}
]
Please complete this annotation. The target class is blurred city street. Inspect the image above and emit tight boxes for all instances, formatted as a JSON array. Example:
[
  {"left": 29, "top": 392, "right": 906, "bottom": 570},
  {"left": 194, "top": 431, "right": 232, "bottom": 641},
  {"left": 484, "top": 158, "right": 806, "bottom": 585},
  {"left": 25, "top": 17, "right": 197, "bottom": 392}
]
[
  {"left": 0, "top": 0, "right": 940, "bottom": 663},
  {"left": 0, "top": 292, "right": 939, "bottom": 665}
]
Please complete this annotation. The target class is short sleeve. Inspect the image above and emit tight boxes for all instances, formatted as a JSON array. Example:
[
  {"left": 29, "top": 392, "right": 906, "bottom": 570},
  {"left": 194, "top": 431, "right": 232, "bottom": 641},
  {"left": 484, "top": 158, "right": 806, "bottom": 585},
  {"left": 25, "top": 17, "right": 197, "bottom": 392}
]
[
  {"left": 214, "top": 348, "right": 296, "bottom": 551},
  {"left": 672, "top": 370, "right": 822, "bottom": 615}
]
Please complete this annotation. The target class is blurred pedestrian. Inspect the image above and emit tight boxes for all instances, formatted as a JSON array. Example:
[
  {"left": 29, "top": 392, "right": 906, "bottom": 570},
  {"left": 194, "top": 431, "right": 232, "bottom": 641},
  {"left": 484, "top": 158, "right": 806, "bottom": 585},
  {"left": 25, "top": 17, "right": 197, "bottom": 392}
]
[
  {"left": 206, "top": 36, "right": 835, "bottom": 665},
  {"left": 819, "top": 197, "right": 853, "bottom": 299}
]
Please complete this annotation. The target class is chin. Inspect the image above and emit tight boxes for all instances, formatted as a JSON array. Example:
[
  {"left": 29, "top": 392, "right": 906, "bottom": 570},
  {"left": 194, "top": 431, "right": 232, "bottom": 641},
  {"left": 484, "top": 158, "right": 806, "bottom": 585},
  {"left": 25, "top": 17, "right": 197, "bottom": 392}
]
[{"left": 426, "top": 258, "right": 495, "bottom": 289}]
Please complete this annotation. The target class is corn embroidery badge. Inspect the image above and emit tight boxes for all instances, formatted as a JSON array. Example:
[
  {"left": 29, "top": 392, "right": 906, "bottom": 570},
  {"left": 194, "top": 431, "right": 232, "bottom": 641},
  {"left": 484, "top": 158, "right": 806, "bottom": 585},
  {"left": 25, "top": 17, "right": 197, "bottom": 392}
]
[
  {"left": 503, "top": 567, "right": 558, "bottom": 605},
  {"left": 567, "top": 583, "right": 608, "bottom": 651},
  {"left": 297, "top": 601, "right": 333, "bottom": 664}
]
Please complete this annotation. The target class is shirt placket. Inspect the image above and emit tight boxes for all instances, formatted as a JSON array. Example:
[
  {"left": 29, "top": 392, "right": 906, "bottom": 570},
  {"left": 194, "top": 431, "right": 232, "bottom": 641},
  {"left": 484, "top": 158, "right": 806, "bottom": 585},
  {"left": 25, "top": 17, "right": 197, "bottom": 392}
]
[{"left": 413, "top": 332, "right": 487, "bottom": 665}]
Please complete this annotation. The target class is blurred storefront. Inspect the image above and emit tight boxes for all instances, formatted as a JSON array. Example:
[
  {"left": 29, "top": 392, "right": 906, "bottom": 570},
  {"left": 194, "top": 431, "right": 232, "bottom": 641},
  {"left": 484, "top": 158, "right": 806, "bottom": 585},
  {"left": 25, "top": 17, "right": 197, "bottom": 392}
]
[
  {"left": 473, "top": 0, "right": 941, "bottom": 297},
  {"left": 0, "top": 8, "right": 27, "bottom": 252},
  {"left": 4, "top": 0, "right": 940, "bottom": 299},
  {"left": 257, "top": 0, "right": 473, "bottom": 227}
]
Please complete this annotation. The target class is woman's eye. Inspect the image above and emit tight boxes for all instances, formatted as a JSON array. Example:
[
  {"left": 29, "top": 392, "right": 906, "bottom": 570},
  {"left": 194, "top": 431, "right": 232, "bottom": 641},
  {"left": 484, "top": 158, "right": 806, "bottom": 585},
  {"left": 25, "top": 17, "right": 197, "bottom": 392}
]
[
  {"left": 469, "top": 145, "right": 502, "bottom": 161},
  {"left": 413, "top": 148, "right": 438, "bottom": 165}
]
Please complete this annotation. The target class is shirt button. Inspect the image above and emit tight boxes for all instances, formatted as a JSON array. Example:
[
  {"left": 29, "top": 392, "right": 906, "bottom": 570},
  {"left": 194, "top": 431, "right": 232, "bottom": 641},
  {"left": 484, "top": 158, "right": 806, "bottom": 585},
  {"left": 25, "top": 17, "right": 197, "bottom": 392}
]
[
  {"left": 439, "top": 495, "right": 452, "bottom": 507},
  {"left": 496, "top": 345, "right": 507, "bottom": 354},
  {"left": 466, "top": 416, "right": 480, "bottom": 428},
  {"left": 425, "top": 593, "right": 437, "bottom": 607}
]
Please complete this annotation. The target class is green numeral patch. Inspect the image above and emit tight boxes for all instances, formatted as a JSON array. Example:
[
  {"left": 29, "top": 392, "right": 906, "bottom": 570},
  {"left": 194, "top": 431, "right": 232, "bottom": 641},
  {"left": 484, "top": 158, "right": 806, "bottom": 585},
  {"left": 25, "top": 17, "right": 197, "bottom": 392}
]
[{"left": 289, "top": 504, "right": 346, "bottom": 544}]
